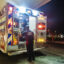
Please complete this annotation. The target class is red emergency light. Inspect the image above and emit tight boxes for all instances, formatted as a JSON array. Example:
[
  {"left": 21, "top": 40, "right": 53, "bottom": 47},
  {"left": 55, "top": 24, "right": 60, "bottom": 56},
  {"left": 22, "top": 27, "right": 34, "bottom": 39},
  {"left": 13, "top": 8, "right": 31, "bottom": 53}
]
[{"left": 37, "top": 23, "right": 45, "bottom": 30}]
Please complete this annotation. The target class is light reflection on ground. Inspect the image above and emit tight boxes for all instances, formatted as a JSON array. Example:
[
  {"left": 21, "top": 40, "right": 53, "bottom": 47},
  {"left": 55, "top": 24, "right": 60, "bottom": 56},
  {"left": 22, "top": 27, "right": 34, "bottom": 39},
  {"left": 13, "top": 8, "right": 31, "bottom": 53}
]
[{"left": 0, "top": 52, "right": 64, "bottom": 64}]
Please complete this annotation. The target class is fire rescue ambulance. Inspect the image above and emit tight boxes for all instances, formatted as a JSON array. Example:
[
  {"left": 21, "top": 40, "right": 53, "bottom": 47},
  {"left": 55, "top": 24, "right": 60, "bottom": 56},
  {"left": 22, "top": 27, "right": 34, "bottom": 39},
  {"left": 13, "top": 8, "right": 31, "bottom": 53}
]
[{"left": 0, "top": 3, "right": 47, "bottom": 56}]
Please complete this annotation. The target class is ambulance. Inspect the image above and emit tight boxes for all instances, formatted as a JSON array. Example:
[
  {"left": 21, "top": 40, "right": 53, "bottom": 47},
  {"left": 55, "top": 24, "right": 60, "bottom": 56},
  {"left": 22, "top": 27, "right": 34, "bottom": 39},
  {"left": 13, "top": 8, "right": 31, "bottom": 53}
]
[{"left": 0, "top": 3, "right": 47, "bottom": 56}]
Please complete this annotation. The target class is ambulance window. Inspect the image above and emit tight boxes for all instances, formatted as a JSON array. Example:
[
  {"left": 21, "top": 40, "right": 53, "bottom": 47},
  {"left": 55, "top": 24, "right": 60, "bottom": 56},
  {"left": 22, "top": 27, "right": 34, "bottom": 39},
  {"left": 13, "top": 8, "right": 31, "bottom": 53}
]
[
  {"left": 19, "top": 14, "right": 29, "bottom": 42},
  {"left": 13, "top": 18, "right": 19, "bottom": 28},
  {"left": 13, "top": 31, "right": 18, "bottom": 45}
]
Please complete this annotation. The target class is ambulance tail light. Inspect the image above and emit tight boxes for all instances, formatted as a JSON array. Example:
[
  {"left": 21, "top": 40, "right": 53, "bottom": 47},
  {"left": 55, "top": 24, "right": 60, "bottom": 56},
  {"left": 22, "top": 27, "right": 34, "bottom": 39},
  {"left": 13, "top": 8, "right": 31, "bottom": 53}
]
[
  {"left": 37, "top": 38, "right": 45, "bottom": 43},
  {"left": 37, "top": 23, "right": 45, "bottom": 30}
]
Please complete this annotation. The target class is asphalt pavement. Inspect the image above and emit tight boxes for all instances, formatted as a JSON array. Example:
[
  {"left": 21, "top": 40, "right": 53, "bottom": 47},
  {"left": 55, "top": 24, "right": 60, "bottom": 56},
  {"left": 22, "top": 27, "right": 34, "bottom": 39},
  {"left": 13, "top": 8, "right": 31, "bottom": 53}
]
[
  {"left": 41, "top": 41, "right": 64, "bottom": 57},
  {"left": 0, "top": 51, "right": 64, "bottom": 64},
  {"left": 0, "top": 41, "right": 64, "bottom": 64}
]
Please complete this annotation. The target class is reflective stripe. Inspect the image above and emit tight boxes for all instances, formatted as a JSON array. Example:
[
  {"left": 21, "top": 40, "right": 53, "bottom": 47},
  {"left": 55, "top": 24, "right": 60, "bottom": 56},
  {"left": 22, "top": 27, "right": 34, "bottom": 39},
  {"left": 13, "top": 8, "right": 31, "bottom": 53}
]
[
  {"left": 8, "top": 6, "right": 13, "bottom": 45},
  {"left": 8, "top": 14, "right": 12, "bottom": 19},
  {"left": 8, "top": 41, "right": 11, "bottom": 45},
  {"left": 8, "top": 26, "right": 12, "bottom": 31},
  {"left": 8, "top": 35, "right": 12, "bottom": 44},
  {"left": 8, "top": 34, "right": 11, "bottom": 38}
]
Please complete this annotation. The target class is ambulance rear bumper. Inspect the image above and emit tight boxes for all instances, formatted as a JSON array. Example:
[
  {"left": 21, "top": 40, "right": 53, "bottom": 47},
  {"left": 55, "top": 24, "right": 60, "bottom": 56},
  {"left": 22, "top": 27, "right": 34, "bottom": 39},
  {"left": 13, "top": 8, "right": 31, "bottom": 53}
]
[{"left": 8, "top": 47, "right": 44, "bottom": 56}]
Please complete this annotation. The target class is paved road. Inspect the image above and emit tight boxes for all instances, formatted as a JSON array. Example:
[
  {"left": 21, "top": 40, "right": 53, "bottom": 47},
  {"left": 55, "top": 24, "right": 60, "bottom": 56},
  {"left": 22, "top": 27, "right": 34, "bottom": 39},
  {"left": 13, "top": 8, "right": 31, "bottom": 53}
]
[
  {"left": 0, "top": 41, "right": 64, "bottom": 64},
  {"left": 0, "top": 51, "right": 64, "bottom": 64},
  {"left": 42, "top": 41, "right": 64, "bottom": 57}
]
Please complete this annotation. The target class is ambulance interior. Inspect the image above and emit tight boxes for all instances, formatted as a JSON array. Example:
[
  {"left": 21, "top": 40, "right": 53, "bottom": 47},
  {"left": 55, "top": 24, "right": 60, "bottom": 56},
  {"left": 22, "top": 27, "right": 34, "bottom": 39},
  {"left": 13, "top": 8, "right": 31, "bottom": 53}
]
[{"left": 13, "top": 8, "right": 36, "bottom": 44}]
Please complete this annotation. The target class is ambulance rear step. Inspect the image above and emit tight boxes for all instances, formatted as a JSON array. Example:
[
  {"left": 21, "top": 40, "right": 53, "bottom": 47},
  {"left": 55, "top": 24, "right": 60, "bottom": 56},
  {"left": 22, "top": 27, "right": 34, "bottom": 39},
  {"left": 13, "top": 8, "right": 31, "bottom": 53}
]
[{"left": 8, "top": 48, "right": 44, "bottom": 56}]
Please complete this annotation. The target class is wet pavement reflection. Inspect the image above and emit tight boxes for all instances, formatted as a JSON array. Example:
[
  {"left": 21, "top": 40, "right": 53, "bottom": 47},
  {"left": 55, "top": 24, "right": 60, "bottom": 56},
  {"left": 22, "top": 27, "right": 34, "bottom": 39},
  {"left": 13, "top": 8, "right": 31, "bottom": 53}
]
[{"left": 0, "top": 51, "right": 64, "bottom": 64}]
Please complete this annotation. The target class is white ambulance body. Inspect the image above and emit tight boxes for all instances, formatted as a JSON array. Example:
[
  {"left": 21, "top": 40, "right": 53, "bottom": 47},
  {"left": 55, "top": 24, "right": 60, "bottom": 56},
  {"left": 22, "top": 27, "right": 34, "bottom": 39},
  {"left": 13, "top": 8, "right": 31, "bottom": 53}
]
[{"left": 0, "top": 3, "right": 47, "bottom": 56}]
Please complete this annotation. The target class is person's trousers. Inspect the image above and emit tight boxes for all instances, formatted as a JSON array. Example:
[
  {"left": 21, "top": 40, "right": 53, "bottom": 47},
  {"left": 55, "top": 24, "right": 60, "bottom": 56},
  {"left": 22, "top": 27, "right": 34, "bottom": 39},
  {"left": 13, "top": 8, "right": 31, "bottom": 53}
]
[{"left": 27, "top": 50, "right": 35, "bottom": 61}]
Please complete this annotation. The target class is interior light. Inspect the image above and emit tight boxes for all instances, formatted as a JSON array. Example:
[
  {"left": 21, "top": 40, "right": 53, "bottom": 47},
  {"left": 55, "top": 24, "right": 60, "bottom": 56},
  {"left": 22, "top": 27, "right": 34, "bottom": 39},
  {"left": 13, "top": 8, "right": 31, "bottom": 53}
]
[
  {"left": 26, "top": 9, "right": 32, "bottom": 14},
  {"left": 18, "top": 7, "right": 26, "bottom": 13},
  {"left": 32, "top": 10, "right": 39, "bottom": 16},
  {"left": 27, "top": 10, "right": 31, "bottom": 13}
]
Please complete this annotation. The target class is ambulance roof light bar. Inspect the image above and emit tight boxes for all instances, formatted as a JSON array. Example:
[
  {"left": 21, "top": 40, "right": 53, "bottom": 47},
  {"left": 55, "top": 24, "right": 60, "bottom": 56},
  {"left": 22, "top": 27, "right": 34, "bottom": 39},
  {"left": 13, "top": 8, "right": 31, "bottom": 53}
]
[{"left": 15, "top": 6, "right": 39, "bottom": 16}]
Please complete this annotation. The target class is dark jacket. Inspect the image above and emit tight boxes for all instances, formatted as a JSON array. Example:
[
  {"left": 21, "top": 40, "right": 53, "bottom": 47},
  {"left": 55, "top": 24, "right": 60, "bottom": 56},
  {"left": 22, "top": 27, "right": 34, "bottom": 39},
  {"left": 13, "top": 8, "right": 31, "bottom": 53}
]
[{"left": 26, "top": 31, "right": 34, "bottom": 51}]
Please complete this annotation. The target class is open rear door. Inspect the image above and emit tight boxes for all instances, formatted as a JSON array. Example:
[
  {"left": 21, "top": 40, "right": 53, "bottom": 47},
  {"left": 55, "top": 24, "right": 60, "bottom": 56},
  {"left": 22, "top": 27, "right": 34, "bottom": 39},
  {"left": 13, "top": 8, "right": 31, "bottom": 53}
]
[{"left": 29, "top": 16, "right": 36, "bottom": 34}]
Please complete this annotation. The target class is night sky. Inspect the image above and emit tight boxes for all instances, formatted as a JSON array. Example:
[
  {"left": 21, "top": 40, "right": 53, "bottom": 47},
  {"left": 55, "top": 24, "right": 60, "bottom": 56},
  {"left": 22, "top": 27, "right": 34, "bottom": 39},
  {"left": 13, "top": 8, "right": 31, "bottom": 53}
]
[{"left": 38, "top": 0, "right": 64, "bottom": 34}]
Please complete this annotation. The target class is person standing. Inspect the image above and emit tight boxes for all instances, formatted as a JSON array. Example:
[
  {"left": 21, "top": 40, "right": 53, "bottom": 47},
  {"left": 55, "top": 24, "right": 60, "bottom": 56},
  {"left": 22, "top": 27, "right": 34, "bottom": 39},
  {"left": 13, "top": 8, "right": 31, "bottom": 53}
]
[{"left": 26, "top": 27, "right": 35, "bottom": 62}]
